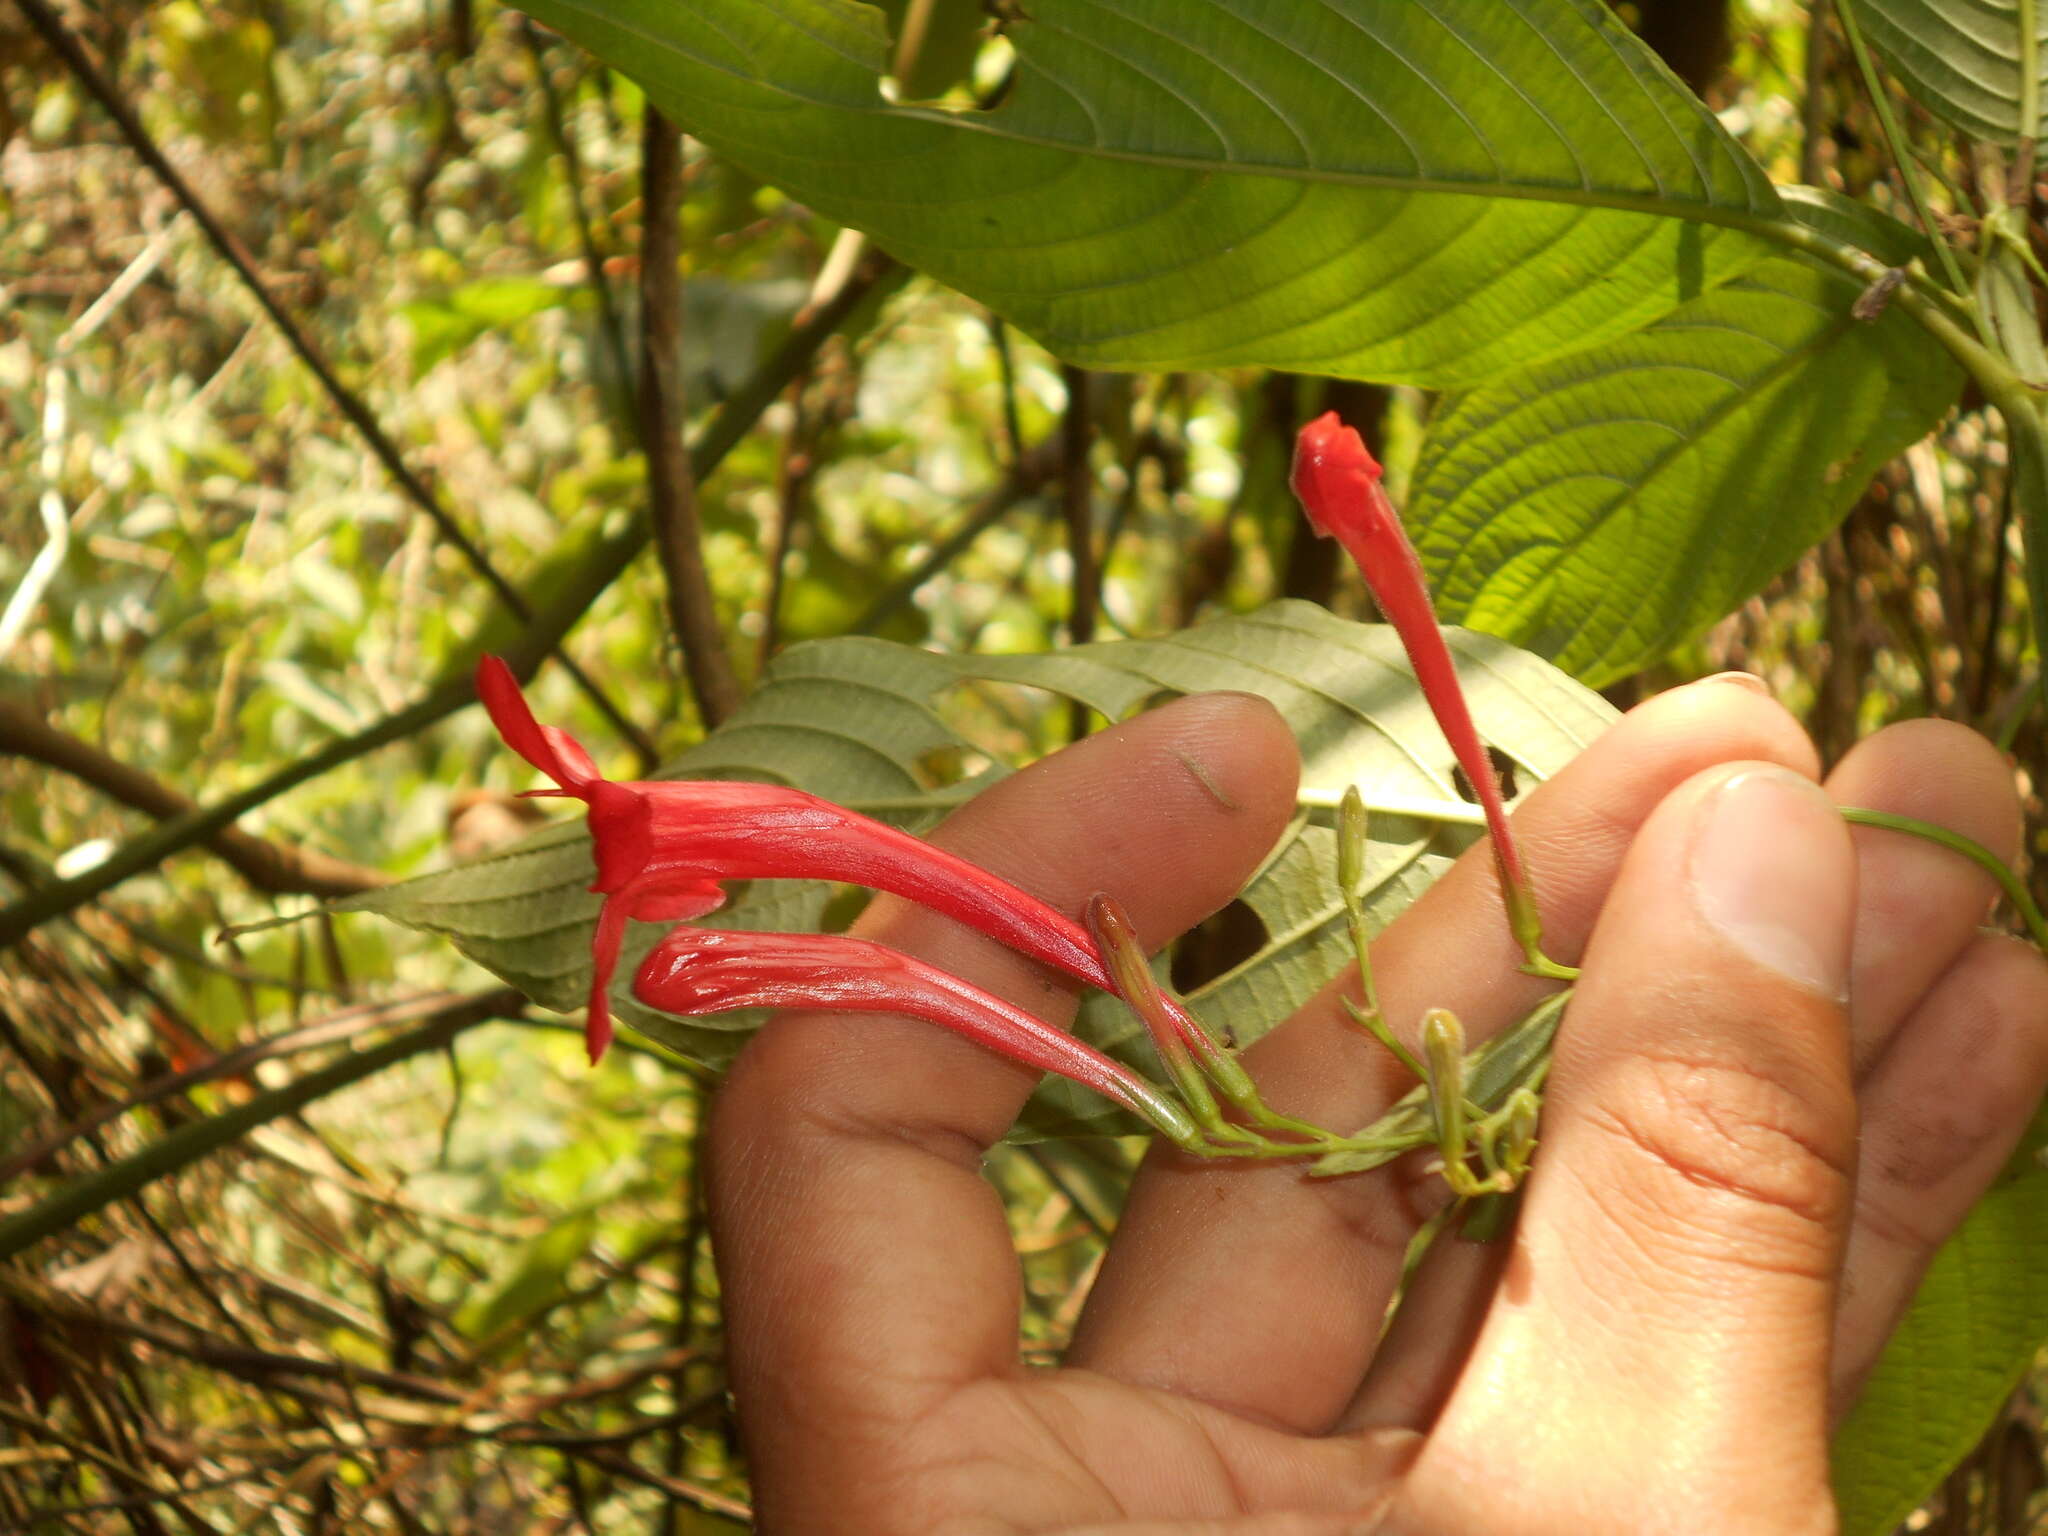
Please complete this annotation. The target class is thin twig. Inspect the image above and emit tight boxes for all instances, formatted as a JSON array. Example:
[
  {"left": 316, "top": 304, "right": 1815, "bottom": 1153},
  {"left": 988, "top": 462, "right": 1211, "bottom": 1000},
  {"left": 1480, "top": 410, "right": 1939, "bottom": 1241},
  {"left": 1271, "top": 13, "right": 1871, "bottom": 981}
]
[
  {"left": 1833, "top": 0, "right": 1980, "bottom": 312},
  {"left": 1060, "top": 364, "right": 1098, "bottom": 648},
  {"left": 659, "top": 1091, "right": 716, "bottom": 1536},
  {"left": 0, "top": 992, "right": 520, "bottom": 1260},
  {"left": 0, "top": 985, "right": 262, "bottom": 1358},
  {"left": 1060, "top": 363, "right": 1097, "bottom": 740},
  {"left": 854, "top": 433, "right": 1066, "bottom": 634},
  {"left": 1020, "top": 1145, "right": 1108, "bottom": 1242},
  {"left": 1798, "top": 0, "right": 1832, "bottom": 189},
  {"left": 1, "top": 218, "right": 175, "bottom": 660},
  {"left": 97, "top": 910, "right": 350, "bottom": 997},
  {"left": 0, "top": 261, "right": 898, "bottom": 951},
  {"left": 989, "top": 314, "right": 1024, "bottom": 465},
  {"left": 639, "top": 107, "right": 744, "bottom": 728},
  {"left": 759, "top": 391, "right": 812, "bottom": 668},
  {"left": 68, "top": 1311, "right": 474, "bottom": 1407},
  {"left": 7, "top": 0, "right": 653, "bottom": 761},
  {"left": 0, "top": 989, "right": 489, "bottom": 1185},
  {"left": 0, "top": 1401, "right": 224, "bottom": 1536},
  {"left": 0, "top": 699, "right": 386, "bottom": 897},
  {"left": 1975, "top": 454, "right": 2022, "bottom": 720},
  {"left": 573, "top": 1446, "right": 752, "bottom": 1522},
  {"left": 523, "top": 20, "right": 633, "bottom": 401}
]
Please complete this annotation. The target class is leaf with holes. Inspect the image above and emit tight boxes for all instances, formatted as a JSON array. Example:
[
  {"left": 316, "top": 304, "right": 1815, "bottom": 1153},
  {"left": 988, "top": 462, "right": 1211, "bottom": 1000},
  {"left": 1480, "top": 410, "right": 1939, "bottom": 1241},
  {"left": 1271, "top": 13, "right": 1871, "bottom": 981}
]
[
  {"left": 512, "top": 0, "right": 1787, "bottom": 389},
  {"left": 341, "top": 602, "right": 1616, "bottom": 1136},
  {"left": 1406, "top": 252, "right": 1960, "bottom": 685}
]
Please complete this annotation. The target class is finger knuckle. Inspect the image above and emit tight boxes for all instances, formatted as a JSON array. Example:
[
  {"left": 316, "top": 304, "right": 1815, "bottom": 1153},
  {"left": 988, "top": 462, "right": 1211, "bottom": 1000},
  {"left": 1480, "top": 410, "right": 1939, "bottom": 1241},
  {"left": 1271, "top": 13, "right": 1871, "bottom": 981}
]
[{"left": 1586, "top": 1047, "right": 1854, "bottom": 1239}]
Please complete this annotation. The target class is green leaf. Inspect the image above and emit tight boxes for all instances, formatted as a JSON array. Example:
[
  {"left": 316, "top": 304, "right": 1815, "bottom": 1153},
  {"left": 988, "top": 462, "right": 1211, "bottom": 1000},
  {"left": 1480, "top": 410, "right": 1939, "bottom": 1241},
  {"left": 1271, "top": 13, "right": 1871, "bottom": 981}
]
[
  {"left": 344, "top": 602, "right": 1616, "bottom": 1136},
  {"left": 514, "top": 0, "right": 1784, "bottom": 388},
  {"left": 152, "top": 0, "right": 279, "bottom": 146},
  {"left": 400, "top": 277, "right": 581, "bottom": 373},
  {"left": 1858, "top": 0, "right": 2047, "bottom": 143},
  {"left": 1832, "top": 1102, "right": 2048, "bottom": 1535},
  {"left": 1407, "top": 253, "right": 1962, "bottom": 685},
  {"left": 457, "top": 1211, "right": 601, "bottom": 1351},
  {"left": 1977, "top": 205, "right": 2048, "bottom": 386},
  {"left": 1779, "top": 183, "right": 1934, "bottom": 267}
]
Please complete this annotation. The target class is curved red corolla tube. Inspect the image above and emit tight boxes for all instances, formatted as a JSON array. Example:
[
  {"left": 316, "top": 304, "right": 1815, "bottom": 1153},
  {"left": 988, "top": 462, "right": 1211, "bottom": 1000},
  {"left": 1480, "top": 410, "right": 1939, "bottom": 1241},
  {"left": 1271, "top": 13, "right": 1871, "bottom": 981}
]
[
  {"left": 634, "top": 926, "right": 1197, "bottom": 1143},
  {"left": 1290, "top": 411, "right": 1541, "bottom": 956},
  {"left": 475, "top": 656, "right": 1235, "bottom": 1069}
]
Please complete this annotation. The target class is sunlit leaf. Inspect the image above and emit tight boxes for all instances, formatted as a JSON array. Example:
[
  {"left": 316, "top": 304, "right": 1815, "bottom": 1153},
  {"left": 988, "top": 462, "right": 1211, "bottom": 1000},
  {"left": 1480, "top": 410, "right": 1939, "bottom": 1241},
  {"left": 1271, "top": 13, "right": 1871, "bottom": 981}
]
[
  {"left": 514, "top": 0, "right": 1786, "bottom": 388},
  {"left": 1408, "top": 253, "right": 1959, "bottom": 684}
]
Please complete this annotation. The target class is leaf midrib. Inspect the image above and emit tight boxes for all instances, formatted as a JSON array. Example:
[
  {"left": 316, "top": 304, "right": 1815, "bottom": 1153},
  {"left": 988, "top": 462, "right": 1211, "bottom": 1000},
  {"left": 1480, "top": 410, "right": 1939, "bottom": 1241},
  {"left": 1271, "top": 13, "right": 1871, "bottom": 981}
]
[
  {"left": 547, "top": 0, "right": 1791, "bottom": 237},
  {"left": 807, "top": 100, "right": 1793, "bottom": 233}
]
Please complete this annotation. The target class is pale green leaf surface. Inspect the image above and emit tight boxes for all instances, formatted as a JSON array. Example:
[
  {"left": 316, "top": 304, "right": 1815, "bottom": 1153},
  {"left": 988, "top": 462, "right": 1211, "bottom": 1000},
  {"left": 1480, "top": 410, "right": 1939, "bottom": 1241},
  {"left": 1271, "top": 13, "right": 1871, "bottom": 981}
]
[
  {"left": 1859, "top": 0, "right": 2047, "bottom": 142},
  {"left": 514, "top": 0, "right": 1784, "bottom": 387},
  {"left": 347, "top": 603, "right": 1616, "bottom": 1136},
  {"left": 1408, "top": 253, "right": 1961, "bottom": 684},
  {"left": 1833, "top": 1103, "right": 2048, "bottom": 1534},
  {"left": 1977, "top": 219, "right": 2048, "bottom": 386}
]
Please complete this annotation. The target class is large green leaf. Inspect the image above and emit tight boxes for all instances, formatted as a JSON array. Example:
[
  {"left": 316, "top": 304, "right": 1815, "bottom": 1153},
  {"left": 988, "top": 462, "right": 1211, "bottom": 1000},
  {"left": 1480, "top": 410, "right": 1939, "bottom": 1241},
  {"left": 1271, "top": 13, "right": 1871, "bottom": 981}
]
[
  {"left": 1859, "top": 0, "right": 2047, "bottom": 143},
  {"left": 344, "top": 602, "right": 1616, "bottom": 1135},
  {"left": 1832, "top": 1104, "right": 2048, "bottom": 1535},
  {"left": 516, "top": 0, "right": 1784, "bottom": 388},
  {"left": 1407, "top": 252, "right": 1961, "bottom": 685}
]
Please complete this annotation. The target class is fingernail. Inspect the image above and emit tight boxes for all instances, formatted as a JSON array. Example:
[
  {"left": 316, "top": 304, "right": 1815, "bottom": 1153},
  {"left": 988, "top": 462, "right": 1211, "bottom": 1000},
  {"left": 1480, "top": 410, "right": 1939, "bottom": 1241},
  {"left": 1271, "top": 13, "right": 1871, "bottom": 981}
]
[
  {"left": 1688, "top": 767, "right": 1852, "bottom": 999},
  {"left": 1697, "top": 670, "right": 1769, "bottom": 694}
]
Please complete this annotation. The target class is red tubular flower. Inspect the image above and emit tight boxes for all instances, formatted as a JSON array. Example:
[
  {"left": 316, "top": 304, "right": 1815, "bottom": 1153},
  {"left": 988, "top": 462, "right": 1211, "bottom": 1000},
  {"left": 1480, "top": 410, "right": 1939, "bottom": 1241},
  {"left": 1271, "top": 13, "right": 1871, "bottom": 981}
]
[
  {"left": 1290, "top": 411, "right": 1547, "bottom": 965},
  {"left": 476, "top": 655, "right": 1243, "bottom": 1066},
  {"left": 634, "top": 925, "right": 1198, "bottom": 1144}
]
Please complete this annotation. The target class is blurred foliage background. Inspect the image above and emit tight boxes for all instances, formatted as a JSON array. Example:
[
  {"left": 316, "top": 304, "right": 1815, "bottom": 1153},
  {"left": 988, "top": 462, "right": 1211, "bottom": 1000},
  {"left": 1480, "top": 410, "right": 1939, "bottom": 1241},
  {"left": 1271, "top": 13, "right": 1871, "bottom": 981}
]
[{"left": 0, "top": 0, "right": 2042, "bottom": 1530}]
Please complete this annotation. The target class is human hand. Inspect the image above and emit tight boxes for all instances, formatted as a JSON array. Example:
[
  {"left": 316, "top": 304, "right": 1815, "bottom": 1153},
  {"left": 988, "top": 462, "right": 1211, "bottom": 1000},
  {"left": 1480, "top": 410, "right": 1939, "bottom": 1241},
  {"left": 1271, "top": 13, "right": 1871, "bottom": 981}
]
[{"left": 708, "top": 676, "right": 2048, "bottom": 1535}]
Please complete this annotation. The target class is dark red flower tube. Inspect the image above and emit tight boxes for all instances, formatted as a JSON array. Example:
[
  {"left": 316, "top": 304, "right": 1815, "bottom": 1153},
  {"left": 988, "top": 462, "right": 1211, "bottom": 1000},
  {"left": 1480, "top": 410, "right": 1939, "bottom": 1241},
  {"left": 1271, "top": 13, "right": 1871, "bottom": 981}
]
[
  {"left": 476, "top": 656, "right": 1245, "bottom": 1065},
  {"left": 634, "top": 925, "right": 1199, "bottom": 1144},
  {"left": 1290, "top": 411, "right": 1546, "bottom": 964}
]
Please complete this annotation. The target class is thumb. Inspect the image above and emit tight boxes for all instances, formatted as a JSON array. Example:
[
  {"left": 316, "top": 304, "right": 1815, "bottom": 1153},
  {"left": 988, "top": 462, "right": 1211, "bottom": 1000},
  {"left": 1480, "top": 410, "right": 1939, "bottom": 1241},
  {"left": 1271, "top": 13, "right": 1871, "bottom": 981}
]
[
  {"left": 1412, "top": 762, "right": 1853, "bottom": 1533},
  {"left": 707, "top": 692, "right": 1300, "bottom": 1533}
]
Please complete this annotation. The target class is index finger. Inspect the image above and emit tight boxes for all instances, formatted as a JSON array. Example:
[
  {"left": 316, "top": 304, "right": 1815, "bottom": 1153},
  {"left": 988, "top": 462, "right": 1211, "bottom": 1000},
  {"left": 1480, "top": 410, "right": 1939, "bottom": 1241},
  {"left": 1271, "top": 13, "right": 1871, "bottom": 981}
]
[{"left": 706, "top": 693, "right": 1299, "bottom": 1525}]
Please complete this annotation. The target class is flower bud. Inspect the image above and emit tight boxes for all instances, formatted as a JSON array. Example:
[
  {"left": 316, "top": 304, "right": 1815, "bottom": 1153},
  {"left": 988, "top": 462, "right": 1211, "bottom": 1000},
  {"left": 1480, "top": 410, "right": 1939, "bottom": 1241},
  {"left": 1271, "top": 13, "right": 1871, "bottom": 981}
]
[
  {"left": 1421, "top": 1006, "right": 1466, "bottom": 1158},
  {"left": 1087, "top": 892, "right": 1219, "bottom": 1125},
  {"left": 1291, "top": 416, "right": 1567, "bottom": 978},
  {"left": 1500, "top": 1087, "right": 1541, "bottom": 1180},
  {"left": 1338, "top": 784, "right": 1368, "bottom": 896}
]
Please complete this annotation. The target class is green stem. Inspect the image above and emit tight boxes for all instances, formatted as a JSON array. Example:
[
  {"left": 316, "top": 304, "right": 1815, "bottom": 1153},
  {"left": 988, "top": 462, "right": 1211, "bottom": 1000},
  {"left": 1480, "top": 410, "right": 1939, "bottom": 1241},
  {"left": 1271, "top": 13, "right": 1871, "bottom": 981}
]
[
  {"left": 1840, "top": 807, "right": 2048, "bottom": 951},
  {"left": 1343, "top": 997, "right": 1426, "bottom": 1084},
  {"left": 2001, "top": 404, "right": 2048, "bottom": 713},
  {"left": 1379, "top": 1198, "right": 1461, "bottom": 1341},
  {"left": 1759, "top": 218, "right": 2048, "bottom": 703},
  {"left": 0, "top": 261, "right": 905, "bottom": 953},
  {"left": 1833, "top": 0, "right": 1983, "bottom": 321},
  {"left": 1764, "top": 213, "right": 1983, "bottom": 356}
]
